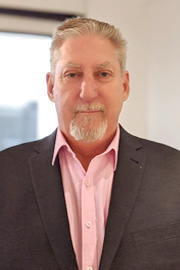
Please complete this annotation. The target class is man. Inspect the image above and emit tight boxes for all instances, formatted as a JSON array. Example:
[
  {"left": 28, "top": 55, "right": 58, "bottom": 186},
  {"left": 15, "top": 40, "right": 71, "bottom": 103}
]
[{"left": 0, "top": 17, "right": 180, "bottom": 270}]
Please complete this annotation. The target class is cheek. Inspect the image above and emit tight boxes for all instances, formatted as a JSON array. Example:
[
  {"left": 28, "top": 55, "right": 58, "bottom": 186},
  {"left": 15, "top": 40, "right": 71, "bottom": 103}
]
[
  {"left": 105, "top": 94, "right": 124, "bottom": 119},
  {"left": 106, "top": 89, "right": 123, "bottom": 107},
  {"left": 53, "top": 85, "right": 67, "bottom": 107},
  {"left": 54, "top": 91, "right": 75, "bottom": 121}
]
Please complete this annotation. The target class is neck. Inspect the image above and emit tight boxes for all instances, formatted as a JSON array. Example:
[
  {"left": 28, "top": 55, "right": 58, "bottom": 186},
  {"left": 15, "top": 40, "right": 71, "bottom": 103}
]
[{"left": 64, "top": 130, "right": 116, "bottom": 171}]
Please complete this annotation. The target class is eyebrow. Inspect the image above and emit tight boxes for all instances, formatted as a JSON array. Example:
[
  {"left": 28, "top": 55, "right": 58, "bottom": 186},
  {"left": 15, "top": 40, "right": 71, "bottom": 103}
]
[
  {"left": 64, "top": 61, "right": 111, "bottom": 69},
  {"left": 96, "top": 61, "right": 110, "bottom": 69},
  {"left": 65, "top": 62, "right": 81, "bottom": 68}
]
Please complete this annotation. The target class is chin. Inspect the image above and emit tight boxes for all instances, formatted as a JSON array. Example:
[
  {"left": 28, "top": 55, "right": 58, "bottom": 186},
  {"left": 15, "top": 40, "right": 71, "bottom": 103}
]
[{"left": 69, "top": 118, "right": 107, "bottom": 143}]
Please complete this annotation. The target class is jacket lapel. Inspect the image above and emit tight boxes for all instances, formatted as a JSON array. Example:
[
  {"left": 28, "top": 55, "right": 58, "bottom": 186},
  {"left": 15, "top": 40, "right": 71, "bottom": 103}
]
[
  {"left": 99, "top": 127, "right": 146, "bottom": 270},
  {"left": 29, "top": 131, "right": 78, "bottom": 270}
]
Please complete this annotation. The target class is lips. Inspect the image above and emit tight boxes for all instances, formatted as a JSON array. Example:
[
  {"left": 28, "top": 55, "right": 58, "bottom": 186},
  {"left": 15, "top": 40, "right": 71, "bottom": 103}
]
[
  {"left": 72, "top": 103, "right": 106, "bottom": 115},
  {"left": 79, "top": 110, "right": 102, "bottom": 114}
]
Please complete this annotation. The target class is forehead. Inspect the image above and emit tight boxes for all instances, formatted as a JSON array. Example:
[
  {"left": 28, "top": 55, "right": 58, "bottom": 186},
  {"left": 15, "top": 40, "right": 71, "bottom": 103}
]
[
  {"left": 61, "top": 34, "right": 114, "bottom": 51},
  {"left": 56, "top": 34, "right": 119, "bottom": 69}
]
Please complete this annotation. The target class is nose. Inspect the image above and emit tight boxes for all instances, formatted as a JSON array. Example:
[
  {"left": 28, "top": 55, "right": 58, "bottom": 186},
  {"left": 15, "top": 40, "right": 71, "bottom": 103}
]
[{"left": 79, "top": 76, "right": 98, "bottom": 102}]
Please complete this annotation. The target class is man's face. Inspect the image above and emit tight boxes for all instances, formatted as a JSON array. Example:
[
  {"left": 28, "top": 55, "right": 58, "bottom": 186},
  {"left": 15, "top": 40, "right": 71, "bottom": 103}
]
[{"left": 47, "top": 34, "right": 129, "bottom": 143}]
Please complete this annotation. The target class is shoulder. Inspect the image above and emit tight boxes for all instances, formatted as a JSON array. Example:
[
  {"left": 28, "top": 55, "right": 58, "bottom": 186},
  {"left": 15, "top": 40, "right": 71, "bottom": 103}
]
[
  {"left": 139, "top": 136, "right": 180, "bottom": 156},
  {"left": 0, "top": 129, "right": 57, "bottom": 166},
  {"left": 136, "top": 134, "right": 180, "bottom": 160},
  {"left": 120, "top": 126, "right": 180, "bottom": 166},
  {"left": 121, "top": 125, "right": 179, "bottom": 152},
  {"left": 139, "top": 137, "right": 180, "bottom": 173}
]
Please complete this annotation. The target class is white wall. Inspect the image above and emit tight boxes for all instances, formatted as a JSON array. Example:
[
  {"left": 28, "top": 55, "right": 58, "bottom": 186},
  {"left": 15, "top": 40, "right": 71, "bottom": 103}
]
[
  {"left": 0, "top": 0, "right": 85, "bottom": 34},
  {"left": 146, "top": 0, "right": 180, "bottom": 150},
  {"left": 0, "top": 0, "right": 85, "bottom": 14}
]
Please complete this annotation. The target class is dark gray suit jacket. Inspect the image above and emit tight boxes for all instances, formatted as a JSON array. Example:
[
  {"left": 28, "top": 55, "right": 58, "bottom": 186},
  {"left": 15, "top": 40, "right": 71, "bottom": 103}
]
[{"left": 1, "top": 126, "right": 180, "bottom": 270}]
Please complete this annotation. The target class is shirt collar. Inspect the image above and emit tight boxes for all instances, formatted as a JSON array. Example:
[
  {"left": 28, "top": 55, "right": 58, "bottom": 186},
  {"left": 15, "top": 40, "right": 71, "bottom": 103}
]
[
  {"left": 52, "top": 128, "right": 72, "bottom": 165},
  {"left": 52, "top": 125, "right": 120, "bottom": 170}
]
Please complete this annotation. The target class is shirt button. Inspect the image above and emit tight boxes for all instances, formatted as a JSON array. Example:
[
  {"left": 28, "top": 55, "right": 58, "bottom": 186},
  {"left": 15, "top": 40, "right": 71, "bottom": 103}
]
[
  {"left": 86, "top": 221, "right": 92, "bottom": 228},
  {"left": 87, "top": 267, "right": 93, "bottom": 270},
  {"left": 85, "top": 180, "right": 90, "bottom": 187}
]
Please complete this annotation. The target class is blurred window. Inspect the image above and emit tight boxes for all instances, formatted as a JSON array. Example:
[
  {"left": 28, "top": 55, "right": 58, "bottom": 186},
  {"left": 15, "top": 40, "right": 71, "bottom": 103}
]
[{"left": 0, "top": 32, "right": 58, "bottom": 151}]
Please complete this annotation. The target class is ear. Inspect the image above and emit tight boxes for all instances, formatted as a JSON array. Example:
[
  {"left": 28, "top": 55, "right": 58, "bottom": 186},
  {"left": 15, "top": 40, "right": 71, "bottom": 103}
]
[
  {"left": 46, "top": 72, "right": 54, "bottom": 102},
  {"left": 122, "top": 71, "right": 130, "bottom": 101}
]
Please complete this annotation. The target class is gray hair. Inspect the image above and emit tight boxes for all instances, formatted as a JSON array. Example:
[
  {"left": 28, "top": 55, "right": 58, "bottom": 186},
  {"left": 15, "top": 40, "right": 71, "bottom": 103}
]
[{"left": 50, "top": 17, "right": 127, "bottom": 75}]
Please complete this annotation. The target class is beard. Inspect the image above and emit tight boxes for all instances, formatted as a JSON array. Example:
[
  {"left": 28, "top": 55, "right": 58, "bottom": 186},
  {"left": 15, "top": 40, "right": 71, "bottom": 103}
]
[{"left": 69, "top": 102, "right": 107, "bottom": 143}]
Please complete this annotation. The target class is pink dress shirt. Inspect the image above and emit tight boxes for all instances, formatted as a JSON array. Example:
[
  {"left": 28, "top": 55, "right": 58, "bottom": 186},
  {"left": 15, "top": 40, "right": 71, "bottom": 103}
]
[{"left": 52, "top": 126, "right": 120, "bottom": 270}]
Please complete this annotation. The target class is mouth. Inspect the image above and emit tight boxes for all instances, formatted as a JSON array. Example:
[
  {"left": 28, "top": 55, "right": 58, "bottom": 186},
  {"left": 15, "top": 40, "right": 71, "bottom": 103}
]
[
  {"left": 73, "top": 103, "right": 106, "bottom": 116},
  {"left": 78, "top": 110, "right": 102, "bottom": 114}
]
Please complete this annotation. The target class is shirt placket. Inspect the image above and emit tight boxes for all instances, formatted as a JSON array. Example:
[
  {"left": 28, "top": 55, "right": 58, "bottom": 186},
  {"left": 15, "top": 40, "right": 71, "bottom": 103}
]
[{"left": 81, "top": 173, "right": 97, "bottom": 270}]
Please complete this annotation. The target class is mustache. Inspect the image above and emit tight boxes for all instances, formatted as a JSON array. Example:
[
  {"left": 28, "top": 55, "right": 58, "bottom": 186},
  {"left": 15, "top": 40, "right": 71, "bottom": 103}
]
[{"left": 72, "top": 102, "right": 106, "bottom": 115}]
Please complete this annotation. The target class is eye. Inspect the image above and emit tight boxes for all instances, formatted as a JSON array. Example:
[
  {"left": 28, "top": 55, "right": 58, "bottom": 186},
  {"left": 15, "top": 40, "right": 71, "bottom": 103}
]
[
  {"left": 68, "top": 73, "right": 77, "bottom": 78},
  {"left": 62, "top": 71, "right": 82, "bottom": 82},
  {"left": 95, "top": 70, "right": 113, "bottom": 81},
  {"left": 100, "top": 72, "right": 109, "bottom": 77}
]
